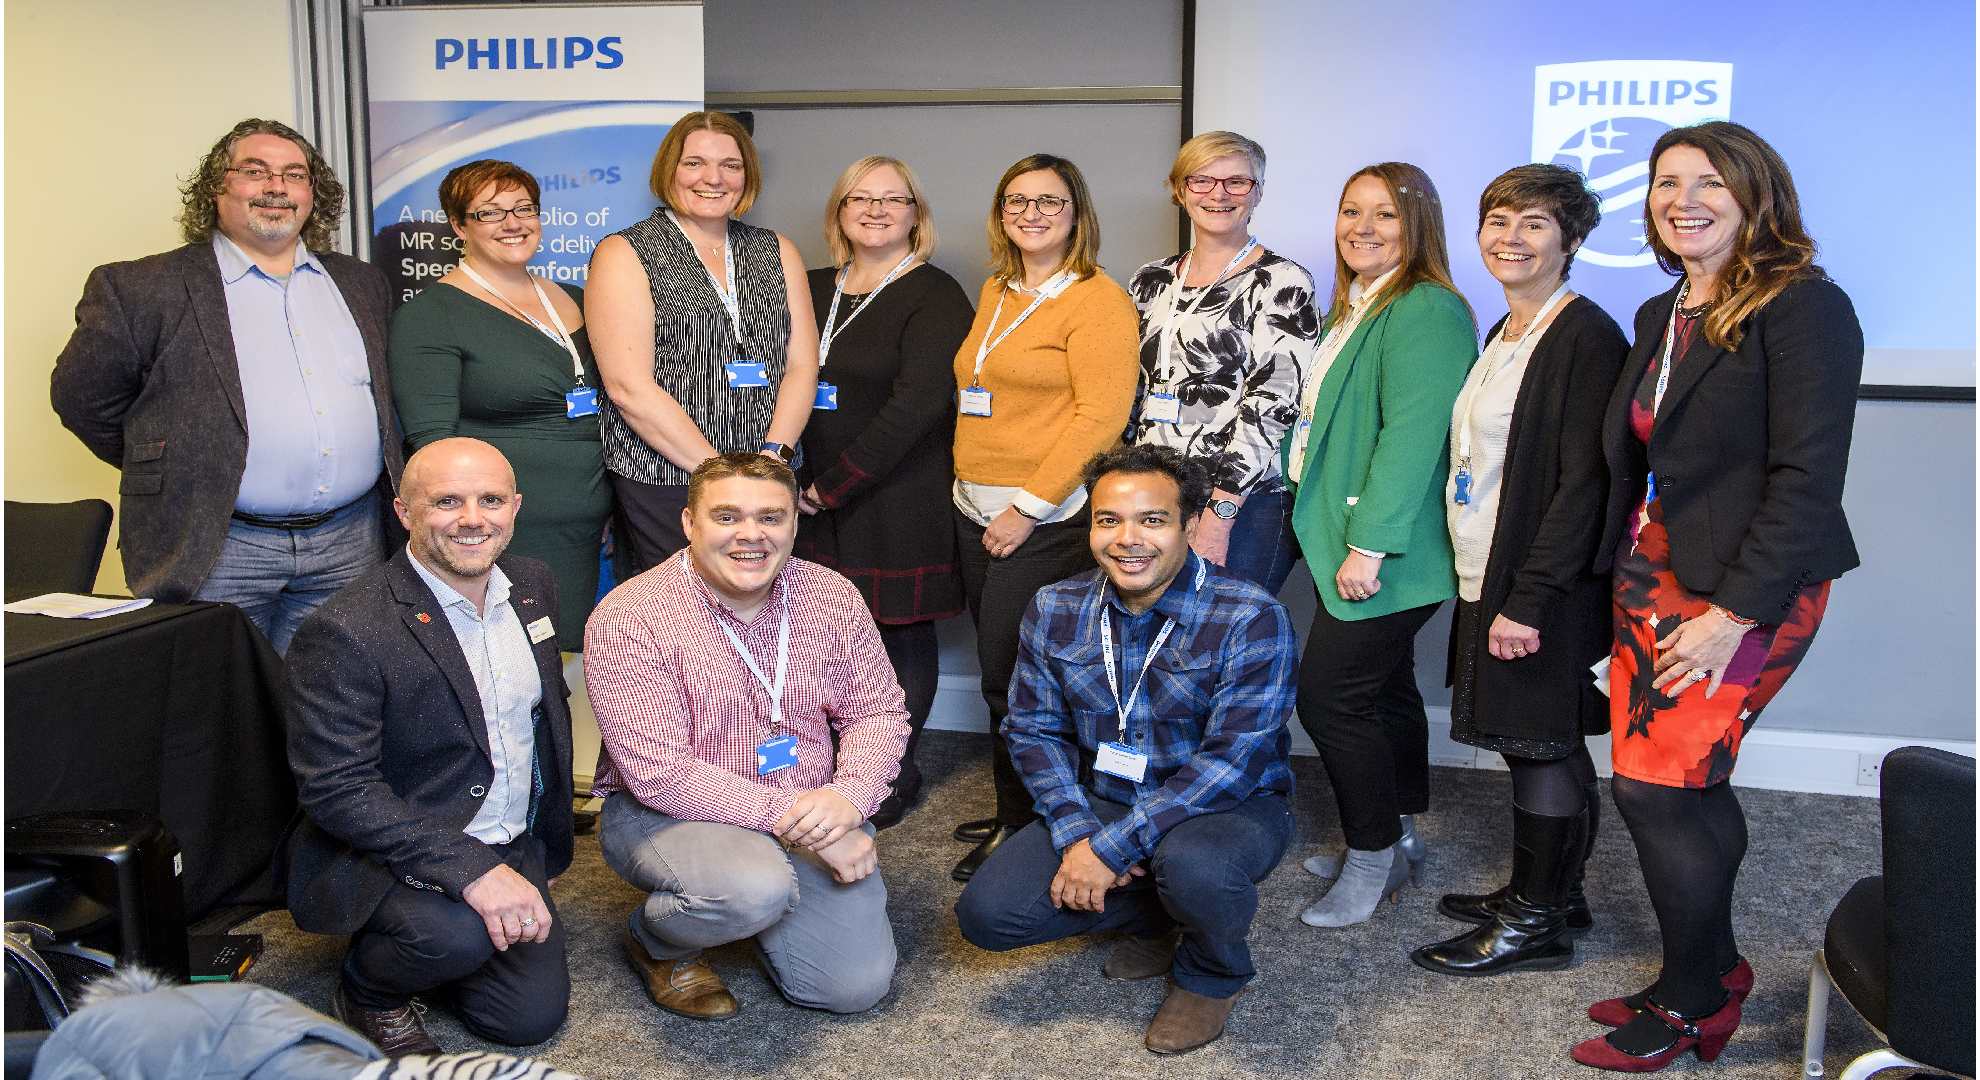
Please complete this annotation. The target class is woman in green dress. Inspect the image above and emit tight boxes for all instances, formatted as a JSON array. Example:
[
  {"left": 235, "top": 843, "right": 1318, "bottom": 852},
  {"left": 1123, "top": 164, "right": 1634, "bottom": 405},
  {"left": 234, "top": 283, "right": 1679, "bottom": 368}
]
[{"left": 389, "top": 159, "right": 611, "bottom": 649}]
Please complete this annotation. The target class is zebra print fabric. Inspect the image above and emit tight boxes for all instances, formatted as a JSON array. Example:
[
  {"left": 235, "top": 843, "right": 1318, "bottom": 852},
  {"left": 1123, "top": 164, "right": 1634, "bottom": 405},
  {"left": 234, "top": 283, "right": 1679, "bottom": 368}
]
[
  {"left": 600, "top": 211, "right": 792, "bottom": 486},
  {"left": 353, "top": 1051, "right": 588, "bottom": 1079}
]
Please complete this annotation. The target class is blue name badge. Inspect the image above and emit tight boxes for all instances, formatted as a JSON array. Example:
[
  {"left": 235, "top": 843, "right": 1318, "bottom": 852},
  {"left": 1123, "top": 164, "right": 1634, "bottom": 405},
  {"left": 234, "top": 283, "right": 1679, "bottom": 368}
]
[
  {"left": 726, "top": 360, "right": 771, "bottom": 389},
  {"left": 1094, "top": 741, "right": 1149, "bottom": 783},
  {"left": 756, "top": 734, "right": 799, "bottom": 776},
  {"left": 814, "top": 381, "right": 839, "bottom": 410},
  {"left": 565, "top": 386, "right": 599, "bottom": 418},
  {"left": 959, "top": 386, "right": 993, "bottom": 417},
  {"left": 1142, "top": 392, "right": 1181, "bottom": 425}
]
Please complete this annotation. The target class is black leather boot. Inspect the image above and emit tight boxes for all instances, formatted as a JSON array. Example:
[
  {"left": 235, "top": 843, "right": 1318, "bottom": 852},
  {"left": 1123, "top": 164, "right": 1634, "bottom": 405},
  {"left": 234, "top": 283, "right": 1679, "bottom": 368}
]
[
  {"left": 1410, "top": 807, "right": 1583, "bottom": 977},
  {"left": 1437, "top": 784, "right": 1598, "bottom": 933}
]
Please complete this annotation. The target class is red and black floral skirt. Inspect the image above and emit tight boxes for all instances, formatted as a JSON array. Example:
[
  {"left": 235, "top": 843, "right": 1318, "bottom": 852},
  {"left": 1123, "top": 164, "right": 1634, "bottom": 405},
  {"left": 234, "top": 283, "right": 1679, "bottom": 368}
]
[{"left": 1608, "top": 495, "right": 1830, "bottom": 789}]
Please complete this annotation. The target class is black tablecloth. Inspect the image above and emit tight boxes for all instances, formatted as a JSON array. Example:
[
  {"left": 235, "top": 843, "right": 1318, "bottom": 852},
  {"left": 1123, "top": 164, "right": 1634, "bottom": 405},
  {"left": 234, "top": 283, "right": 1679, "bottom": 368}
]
[{"left": 4, "top": 602, "right": 294, "bottom": 919}]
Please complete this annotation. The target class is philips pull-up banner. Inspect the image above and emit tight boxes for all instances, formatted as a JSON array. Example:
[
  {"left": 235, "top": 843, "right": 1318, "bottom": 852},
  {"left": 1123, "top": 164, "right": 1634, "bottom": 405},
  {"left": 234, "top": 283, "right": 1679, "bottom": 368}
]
[{"left": 362, "top": 2, "right": 703, "bottom": 303}]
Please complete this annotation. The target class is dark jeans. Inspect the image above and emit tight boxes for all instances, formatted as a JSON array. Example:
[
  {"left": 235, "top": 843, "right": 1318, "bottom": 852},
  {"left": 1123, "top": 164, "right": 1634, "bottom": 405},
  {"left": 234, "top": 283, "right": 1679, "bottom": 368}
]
[
  {"left": 609, "top": 474, "right": 690, "bottom": 578},
  {"left": 1219, "top": 489, "right": 1299, "bottom": 598},
  {"left": 955, "top": 793, "right": 1293, "bottom": 998},
  {"left": 341, "top": 833, "right": 569, "bottom": 1046},
  {"left": 954, "top": 507, "right": 1094, "bottom": 826},
  {"left": 880, "top": 620, "right": 940, "bottom": 802},
  {"left": 1297, "top": 598, "right": 1441, "bottom": 851}
]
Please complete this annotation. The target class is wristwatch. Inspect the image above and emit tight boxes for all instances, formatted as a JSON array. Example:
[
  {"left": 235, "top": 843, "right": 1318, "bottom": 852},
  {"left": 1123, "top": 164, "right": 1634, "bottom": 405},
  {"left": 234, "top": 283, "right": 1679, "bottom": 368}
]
[
  {"left": 1208, "top": 498, "right": 1240, "bottom": 520},
  {"left": 760, "top": 441, "right": 796, "bottom": 464}
]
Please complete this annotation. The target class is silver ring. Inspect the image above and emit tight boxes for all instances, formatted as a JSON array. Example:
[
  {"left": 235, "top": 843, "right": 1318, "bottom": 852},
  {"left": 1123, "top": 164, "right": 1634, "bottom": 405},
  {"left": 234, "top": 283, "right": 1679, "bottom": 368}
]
[
  {"left": 520, "top": 917, "right": 537, "bottom": 926},
  {"left": 1684, "top": 669, "right": 1708, "bottom": 684}
]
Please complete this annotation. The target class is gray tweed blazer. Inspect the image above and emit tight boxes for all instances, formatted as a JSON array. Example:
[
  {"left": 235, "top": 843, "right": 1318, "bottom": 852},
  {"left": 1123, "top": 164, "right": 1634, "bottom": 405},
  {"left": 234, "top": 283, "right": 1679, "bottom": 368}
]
[{"left": 282, "top": 549, "right": 575, "bottom": 935}]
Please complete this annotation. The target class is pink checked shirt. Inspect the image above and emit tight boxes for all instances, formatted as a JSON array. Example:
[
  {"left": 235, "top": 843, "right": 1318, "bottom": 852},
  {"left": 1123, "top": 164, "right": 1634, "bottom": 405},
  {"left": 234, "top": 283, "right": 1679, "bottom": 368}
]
[{"left": 585, "top": 554, "right": 909, "bottom": 832}]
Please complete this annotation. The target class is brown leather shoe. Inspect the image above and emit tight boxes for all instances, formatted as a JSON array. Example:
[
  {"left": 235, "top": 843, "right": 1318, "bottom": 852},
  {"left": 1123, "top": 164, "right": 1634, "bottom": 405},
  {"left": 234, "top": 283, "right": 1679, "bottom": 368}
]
[
  {"left": 333, "top": 981, "right": 441, "bottom": 1057},
  {"left": 1104, "top": 931, "right": 1179, "bottom": 981},
  {"left": 625, "top": 931, "right": 739, "bottom": 1021},
  {"left": 1144, "top": 983, "right": 1242, "bottom": 1055}
]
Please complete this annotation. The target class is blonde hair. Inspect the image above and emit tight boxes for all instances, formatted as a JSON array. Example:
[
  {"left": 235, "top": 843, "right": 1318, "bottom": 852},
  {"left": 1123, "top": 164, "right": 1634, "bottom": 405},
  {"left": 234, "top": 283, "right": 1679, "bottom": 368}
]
[
  {"left": 1167, "top": 130, "right": 1266, "bottom": 205},
  {"left": 821, "top": 156, "right": 938, "bottom": 266},
  {"left": 1645, "top": 122, "right": 1822, "bottom": 350},
  {"left": 1327, "top": 161, "right": 1470, "bottom": 325},
  {"left": 647, "top": 111, "right": 762, "bottom": 217},
  {"left": 984, "top": 154, "right": 1102, "bottom": 284}
]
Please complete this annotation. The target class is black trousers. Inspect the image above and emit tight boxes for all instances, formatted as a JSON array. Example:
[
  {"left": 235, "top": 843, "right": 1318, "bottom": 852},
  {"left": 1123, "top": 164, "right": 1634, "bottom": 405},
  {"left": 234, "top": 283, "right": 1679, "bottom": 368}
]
[
  {"left": 879, "top": 619, "right": 940, "bottom": 800},
  {"left": 954, "top": 507, "right": 1094, "bottom": 827},
  {"left": 610, "top": 474, "right": 690, "bottom": 579},
  {"left": 1297, "top": 598, "right": 1441, "bottom": 851},
  {"left": 341, "top": 833, "right": 570, "bottom": 1046}
]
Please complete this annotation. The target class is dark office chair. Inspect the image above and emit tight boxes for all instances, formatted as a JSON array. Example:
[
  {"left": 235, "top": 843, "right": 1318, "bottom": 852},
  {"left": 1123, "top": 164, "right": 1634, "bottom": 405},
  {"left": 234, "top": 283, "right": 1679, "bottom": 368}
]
[
  {"left": 1802, "top": 746, "right": 1975, "bottom": 1079},
  {"left": 3, "top": 499, "right": 113, "bottom": 597}
]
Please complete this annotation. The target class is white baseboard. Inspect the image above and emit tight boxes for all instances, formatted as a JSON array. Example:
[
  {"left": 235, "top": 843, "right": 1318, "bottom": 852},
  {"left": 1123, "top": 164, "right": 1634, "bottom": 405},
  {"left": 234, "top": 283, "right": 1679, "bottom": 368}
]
[{"left": 928, "top": 675, "right": 1974, "bottom": 799}]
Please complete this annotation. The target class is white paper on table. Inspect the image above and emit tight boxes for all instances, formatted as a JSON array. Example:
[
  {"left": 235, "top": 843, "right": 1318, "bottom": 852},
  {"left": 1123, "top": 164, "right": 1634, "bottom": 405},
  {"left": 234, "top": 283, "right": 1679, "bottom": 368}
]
[{"left": 3, "top": 593, "right": 154, "bottom": 619}]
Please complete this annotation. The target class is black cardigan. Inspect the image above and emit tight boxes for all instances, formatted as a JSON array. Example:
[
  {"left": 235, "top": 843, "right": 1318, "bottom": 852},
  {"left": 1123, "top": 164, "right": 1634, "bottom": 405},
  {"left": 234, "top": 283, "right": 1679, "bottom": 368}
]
[
  {"left": 1593, "top": 275, "right": 1863, "bottom": 622},
  {"left": 1448, "top": 297, "right": 1628, "bottom": 744},
  {"left": 795, "top": 262, "right": 975, "bottom": 623}
]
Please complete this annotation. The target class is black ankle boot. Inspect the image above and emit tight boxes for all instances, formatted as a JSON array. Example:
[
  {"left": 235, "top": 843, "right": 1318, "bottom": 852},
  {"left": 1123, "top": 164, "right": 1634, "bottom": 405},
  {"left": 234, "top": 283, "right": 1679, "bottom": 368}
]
[{"left": 1411, "top": 807, "right": 1585, "bottom": 977}]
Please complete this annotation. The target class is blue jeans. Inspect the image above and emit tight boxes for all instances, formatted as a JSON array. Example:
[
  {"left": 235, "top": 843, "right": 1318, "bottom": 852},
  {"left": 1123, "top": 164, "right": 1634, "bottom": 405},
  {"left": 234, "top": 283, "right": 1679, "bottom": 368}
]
[
  {"left": 1220, "top": 489, "right": 1298, "bottom": 597},
  {"left": 193, "top": 491, "right": 382, "bottom": 655},
  {"left": 954, "top": 792, "right": 1293, "bottom": 998}
]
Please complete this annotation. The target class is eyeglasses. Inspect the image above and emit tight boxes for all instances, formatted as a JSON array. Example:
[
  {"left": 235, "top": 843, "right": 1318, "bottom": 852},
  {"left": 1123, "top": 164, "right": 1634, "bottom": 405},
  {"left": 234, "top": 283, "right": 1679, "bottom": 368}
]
[
  {"left": 1001, "top": 194, "right": 1071, "bottom": 217},
  {"left": 1184, "top": 174, "right": 1257, "bottom": 196},
  {"left": 464, "top": 204, "right": 541, "bottom": 224},
  {"left": 842, "top": 195, "right": 916, "bottom": 211},
  {"left": 227, "top": 165, "right": 311, "bottom": 187}
]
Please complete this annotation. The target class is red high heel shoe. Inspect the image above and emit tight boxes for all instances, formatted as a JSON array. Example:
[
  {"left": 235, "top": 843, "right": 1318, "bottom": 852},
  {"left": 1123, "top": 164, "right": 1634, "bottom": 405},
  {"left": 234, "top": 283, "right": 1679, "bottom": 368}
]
[
  {"left": 1571, "top": 994, "right": 1741, "bottom": 1072},
  {"left": 1587, "top": 958, "right": 1753, "bottom": 1027}
]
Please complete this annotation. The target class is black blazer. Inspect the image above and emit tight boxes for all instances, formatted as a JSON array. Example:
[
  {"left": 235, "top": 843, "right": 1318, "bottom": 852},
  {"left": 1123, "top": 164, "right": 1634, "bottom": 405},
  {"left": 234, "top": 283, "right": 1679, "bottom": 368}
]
[
  {"left": 49, "top": 242, "right": 404, "bottom": 602},
  {"left": 284, "top": 550, "right": 574, "bottom": 935},
  {"left": 1449, "top": 297, "right": 1628, "bottom": 743},
  {"left": 1594, "top": 276, "right": 1863, "bottom": 621}
]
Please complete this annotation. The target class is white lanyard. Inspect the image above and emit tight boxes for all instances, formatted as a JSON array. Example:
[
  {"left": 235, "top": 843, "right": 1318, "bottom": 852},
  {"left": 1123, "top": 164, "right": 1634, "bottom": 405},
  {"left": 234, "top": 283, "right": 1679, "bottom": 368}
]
[
  {"left": 818, "top": 253, "right": 916, "bottom": 368},
  {"left": 684, "top": 552, "right": 792, "bottom": 730},
  {"left": 666, "top": 210, "right": 744, "bottom": 348},
  {"left": 1653, "top": 280, "right": 1698, "bottom": 417},
  {"left": 969, "top": 270, "right": 1077, "bottom": 386},
  {"left": 1098, "top": 559, "right": 1206, "bottom": 740},
  {"left": 1455, "top": 282, "right": 1569, "bottom": 465},
  {"left": 1155, "top": 237, "right": 1258, "bottom": 385},
  {"left": 458, "top": 260, "right": 586, "bottom": 385}
]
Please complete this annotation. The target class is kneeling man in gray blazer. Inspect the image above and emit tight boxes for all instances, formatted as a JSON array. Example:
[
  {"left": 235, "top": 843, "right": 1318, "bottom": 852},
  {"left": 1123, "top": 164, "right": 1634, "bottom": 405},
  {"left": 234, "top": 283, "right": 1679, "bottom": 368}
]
[{"left": 285, "top": 438, "right": 573, "bottom": 1055}]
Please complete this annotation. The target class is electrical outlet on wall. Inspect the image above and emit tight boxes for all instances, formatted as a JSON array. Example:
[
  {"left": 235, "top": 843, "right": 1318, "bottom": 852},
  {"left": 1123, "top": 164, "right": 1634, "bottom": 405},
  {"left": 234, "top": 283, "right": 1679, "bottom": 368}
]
[{"left": 1857, "top": 753, "right": 1884, "bottom": 788}]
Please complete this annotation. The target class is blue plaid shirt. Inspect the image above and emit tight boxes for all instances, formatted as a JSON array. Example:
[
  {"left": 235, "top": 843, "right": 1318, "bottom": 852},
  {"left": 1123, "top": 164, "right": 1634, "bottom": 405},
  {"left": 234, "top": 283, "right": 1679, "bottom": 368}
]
[{"left": 1004, "top": 551, "right": 1297, "bottom": 873}]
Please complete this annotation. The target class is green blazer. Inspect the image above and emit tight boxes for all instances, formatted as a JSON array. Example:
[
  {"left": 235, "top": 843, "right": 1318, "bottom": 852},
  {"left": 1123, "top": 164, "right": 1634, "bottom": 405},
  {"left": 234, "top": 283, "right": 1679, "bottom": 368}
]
[{"left": 1283, "top": 282, "right": 1477, "bottom": 621}]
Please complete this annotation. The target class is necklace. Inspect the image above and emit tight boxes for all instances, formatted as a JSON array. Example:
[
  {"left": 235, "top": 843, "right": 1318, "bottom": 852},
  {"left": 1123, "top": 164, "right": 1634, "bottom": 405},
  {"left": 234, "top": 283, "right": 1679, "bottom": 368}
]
[{"left": 1676, "top": 282, "right": 1715, "bottom": 319}]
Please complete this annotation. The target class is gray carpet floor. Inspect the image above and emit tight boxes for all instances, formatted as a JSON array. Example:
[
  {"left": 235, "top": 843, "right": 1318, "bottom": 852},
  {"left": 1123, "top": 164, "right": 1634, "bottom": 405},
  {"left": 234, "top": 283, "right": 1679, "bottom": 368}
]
[{"left": 238, "top": 729, "right": 1919, "bottom": 1079}]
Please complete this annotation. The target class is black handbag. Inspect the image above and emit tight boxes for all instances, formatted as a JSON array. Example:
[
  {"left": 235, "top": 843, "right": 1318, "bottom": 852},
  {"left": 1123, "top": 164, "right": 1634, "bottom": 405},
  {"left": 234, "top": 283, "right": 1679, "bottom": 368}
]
[{"left": 2, "top": 922, "right": 114, "bottom": 1032}]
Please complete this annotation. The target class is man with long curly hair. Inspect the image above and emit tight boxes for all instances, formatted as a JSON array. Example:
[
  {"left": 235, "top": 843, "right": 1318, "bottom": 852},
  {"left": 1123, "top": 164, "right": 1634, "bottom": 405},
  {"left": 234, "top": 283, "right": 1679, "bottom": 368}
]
[{"left": 51, "top": 118, "right": 403, "bottom": 653}]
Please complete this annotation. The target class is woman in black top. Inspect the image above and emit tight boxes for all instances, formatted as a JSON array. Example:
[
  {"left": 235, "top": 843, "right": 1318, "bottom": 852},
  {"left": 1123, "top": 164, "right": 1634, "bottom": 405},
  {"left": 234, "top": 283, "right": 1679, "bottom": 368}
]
[
  {"left": 797, "top": 156, "right": 974, "bottom": 828},
  {"left": 1407, "top": 164, "right": 1626, "bottom": 980}
]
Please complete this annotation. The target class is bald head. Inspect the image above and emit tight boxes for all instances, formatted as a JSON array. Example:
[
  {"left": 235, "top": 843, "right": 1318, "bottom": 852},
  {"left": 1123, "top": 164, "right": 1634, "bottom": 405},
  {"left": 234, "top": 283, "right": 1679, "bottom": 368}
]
[
  {"left": 394, "top": 438, "right": 521, "bottom": 603},
  {"left": 401, "top": 437, "right": 516, "bottom": 505}
]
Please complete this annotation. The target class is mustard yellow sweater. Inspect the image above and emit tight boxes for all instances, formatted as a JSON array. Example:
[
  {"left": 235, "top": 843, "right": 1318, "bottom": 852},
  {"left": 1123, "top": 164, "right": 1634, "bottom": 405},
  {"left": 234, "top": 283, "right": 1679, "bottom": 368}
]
[{"left": 950, "top": 272, "right": 1140, "bottom": 505}]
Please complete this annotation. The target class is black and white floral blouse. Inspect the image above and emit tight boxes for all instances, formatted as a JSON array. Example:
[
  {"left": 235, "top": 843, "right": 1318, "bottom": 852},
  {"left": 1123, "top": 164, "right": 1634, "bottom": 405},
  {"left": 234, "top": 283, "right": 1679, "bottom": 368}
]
[{"left": 1126, "top": 249, "right": 1319, "bottom": 496}]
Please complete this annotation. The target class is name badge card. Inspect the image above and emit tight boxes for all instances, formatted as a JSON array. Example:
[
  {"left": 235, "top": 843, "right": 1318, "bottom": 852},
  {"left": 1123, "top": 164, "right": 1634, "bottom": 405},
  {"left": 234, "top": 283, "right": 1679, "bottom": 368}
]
[
  {"left": 726, "top": 360, "right": 770, "bottom": 389},
  {"left": 814, "top": 381, "right": 839, "bottom": 410},
  {"left": 526, "top": 616, "right": 556, "bottom": 644},
  {"left": 1094, "top": 741, "right": 1149, "bottom": 783},
  {"left": 959, "top": 386, "right": 993, "bottom": 417},
  {"left": 565, "top": 386, "right": 599, "bottom": 418},
  {"left": 757, "top": 734, "right": 799, "bottom": 776},
  {"left": 1142, "top": 392, "right": 1181, "bottom": 425}
]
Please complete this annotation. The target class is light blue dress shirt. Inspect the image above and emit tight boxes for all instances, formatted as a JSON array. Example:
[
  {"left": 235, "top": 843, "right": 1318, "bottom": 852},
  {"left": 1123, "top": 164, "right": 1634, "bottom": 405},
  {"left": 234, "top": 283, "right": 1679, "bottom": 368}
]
[
  {"left": 406, "top": 548, "right": 542, "bottom": 844},
  {"left": 213, "top": 234, "right": 382, "bottom": 516}
]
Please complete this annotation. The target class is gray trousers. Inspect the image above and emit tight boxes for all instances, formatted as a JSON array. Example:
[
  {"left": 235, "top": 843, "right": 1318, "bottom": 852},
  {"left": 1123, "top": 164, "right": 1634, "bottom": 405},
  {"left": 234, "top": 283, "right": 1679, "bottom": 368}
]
[{"left": 598, "top": 791, "right": 896, "bottom": 1014}]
